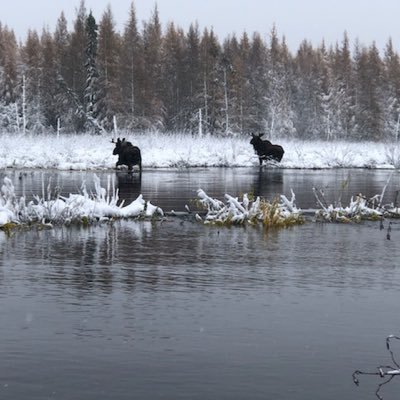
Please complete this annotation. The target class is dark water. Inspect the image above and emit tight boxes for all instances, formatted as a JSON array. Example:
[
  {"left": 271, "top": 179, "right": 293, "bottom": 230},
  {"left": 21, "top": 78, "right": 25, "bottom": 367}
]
[{"left": 1, "top": 168, "right": 400, "bottom": 400}]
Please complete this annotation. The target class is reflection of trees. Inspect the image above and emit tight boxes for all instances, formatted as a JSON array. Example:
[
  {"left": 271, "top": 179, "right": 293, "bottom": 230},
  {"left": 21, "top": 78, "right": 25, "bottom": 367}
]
[
  {"left": 0, "top": 220, "right": 289, "bottom": 297},
  {"left": 3, "top": 215, "right": 400, "bottom": 301}
]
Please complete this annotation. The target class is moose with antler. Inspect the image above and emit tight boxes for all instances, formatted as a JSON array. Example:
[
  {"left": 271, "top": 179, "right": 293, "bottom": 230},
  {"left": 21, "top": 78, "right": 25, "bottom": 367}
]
[
  {"left": 250, "top": 133, "right": 284, "bottom": 165},
  {"left": 112, "top": 137, "right": 142, "bottom": 172}
]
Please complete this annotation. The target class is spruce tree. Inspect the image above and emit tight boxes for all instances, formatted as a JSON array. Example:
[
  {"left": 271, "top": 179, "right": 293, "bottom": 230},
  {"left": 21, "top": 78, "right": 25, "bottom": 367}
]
[{"left": 84, "top": 11, "right": 99, "bottom": 128}]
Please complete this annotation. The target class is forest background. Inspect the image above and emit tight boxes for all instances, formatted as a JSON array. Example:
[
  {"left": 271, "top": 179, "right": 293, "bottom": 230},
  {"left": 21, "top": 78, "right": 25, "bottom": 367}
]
[{"left": 0, "top": 0, "right": 400, "bottom": 141}]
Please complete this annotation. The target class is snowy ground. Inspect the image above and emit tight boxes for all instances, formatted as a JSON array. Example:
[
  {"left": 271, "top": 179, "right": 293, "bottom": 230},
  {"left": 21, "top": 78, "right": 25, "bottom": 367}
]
[{"left": 0, "top": 131, "right": 399, "bottom": 170}]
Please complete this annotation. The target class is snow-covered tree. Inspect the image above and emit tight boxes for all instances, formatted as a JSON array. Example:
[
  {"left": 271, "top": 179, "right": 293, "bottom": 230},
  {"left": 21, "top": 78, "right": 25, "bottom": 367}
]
[
  {"left": 161, "top": 22, "right": 186, "bottom": 131},
  {"left": 97, "top": 4, "right": 121, "bottom": 131},
  {"left": 84, "top": 11, "right": 99, "bottom": 129},
  {"left": 119, "top": 2, "right": 142, "bottom": 128},
  {"left": 382, "top": 38, "right": 400, "bottom": 140}
]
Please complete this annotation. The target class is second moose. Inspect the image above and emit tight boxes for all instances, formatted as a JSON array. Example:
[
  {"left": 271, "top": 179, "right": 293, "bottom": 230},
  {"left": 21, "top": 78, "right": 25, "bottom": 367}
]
[{"left": 113, "top": 137, "right": 142, "bottom": 172}]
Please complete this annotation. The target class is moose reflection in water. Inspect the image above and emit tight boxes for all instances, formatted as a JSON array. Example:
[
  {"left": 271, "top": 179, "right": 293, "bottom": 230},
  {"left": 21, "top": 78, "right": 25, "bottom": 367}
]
[
  {"left": 115, "top": 170, "right": 142, "bottom": 205},
  {"left": 253, "top": 169, "right": 284, "bottom": 199},
  {"left": 113, "top": 137, "right": 142, "bottom": 172},
  {"left": 250, "top": 133, "right": 284, "bottom": 165}
]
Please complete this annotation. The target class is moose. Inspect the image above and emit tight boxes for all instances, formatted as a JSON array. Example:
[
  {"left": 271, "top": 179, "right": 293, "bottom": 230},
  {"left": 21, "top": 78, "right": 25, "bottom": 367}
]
[
  {"left": 250, "top": 133, "right": 284, "bottom": 165},
  {"left": 112, "top": 137, "right": 142, "bottom": 172}
]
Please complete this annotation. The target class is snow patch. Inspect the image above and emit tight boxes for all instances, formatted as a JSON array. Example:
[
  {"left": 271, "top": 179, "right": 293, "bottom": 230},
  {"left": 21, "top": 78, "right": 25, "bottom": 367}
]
[{"left": 0, "top": 132, "right": 399, "bottom": 169}]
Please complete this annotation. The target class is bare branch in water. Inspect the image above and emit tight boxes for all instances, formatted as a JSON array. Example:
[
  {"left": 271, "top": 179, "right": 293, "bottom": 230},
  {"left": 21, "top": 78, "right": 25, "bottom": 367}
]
[{"left": 353, "top": 335, "right": 400, "bottom": 399}]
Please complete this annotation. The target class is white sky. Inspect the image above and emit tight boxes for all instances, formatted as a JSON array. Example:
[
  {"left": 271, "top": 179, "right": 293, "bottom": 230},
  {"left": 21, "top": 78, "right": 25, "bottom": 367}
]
[{"left": 2, "top": 0, "right": 400, "bottom": 53}]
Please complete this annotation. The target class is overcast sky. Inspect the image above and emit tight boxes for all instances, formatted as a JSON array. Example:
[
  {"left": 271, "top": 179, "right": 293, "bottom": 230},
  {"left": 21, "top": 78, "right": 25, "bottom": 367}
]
[{"left": 2, "top": 0, "right": 400, "bottom": 53}]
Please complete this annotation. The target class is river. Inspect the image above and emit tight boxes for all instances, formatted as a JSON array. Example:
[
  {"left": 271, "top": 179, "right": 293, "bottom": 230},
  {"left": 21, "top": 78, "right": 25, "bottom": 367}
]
[{"left": 0, "top": 168, "right": 399, "bottom": 400}]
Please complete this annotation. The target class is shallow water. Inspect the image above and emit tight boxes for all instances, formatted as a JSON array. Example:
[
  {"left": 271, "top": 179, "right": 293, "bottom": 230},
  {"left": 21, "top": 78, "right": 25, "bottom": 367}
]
[{"left": 0, "top": 168, "right": 400, "bottom": 400}]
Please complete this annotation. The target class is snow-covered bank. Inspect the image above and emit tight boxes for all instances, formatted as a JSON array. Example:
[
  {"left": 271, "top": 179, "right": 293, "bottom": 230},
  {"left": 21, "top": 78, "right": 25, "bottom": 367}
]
[
  {"left": 0, "top": 175, "right": 163, "bottom": 228},
  {"left": 1, "top": 172, "right": 400, "bottom": 230},
  {"left": 0, "top": 132, "right": 400, "bottom": 170}
]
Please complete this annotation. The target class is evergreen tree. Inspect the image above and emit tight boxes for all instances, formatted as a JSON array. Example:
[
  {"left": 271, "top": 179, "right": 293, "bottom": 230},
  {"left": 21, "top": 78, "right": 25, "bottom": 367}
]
[
  {"left": 53, "top": 11, "right": 75, "bottom": 130},
  {"left": 84, "top": 11, "right": 99, "bottom": 128},
  {"left": 54, "top": 12, "right": 70, "bottom": 81},
  {"left": 200, "top": 28, "right": 223, "bottom": 134},
  {"left": 68, "top": 0, "right": 87, "bottom": 131},
  {"left": 383, "top": 37, "right": 400, "bottom": 139},
  {"left": 221, "top": 34, "right": 241, "bottom": 134},
  {"left": 247, "top": 32, "right": 268, "bottom": 133},
  {"left": 183, "top": 22, "right": 203, "bottom": 133},
  {"left": 120, "top": 2, "right": 142, "bottom": 128},
  {"left": 293, "top": 40, "right": 326, "bottom": 139},
  {"left": 40, "top": 28, "right": 58, "bottom": 129},
  {"left": 265, "top": 28, "right": 295, "bottom": 139},
  {"left": 161, "top": 22, "right": 186, "bottom": 130},
  {"left": 0, "top": 25, "right": 19, "bottom": 131},
  {"left": 97, "top": 4, "right": 121, "bottom": 131},
  {"left": 0, "top": 26, "right": 18, "bottom": 105},
  {"left": 142, "top": 4, "right": 164, "bottom": 129},
  {"left": 236, "top": 32, "right": 253, "bottom": 134},
  {"left": 354, "top": 42, "right": 383, "bottom": 140},
  {"left": 21, "top": 29, "right": 46, "bottom": 131}
]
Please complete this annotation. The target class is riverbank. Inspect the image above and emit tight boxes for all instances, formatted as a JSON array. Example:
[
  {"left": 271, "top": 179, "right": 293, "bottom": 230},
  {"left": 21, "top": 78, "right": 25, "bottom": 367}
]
[{"left": 0, "top": 131, "right": 399, "bottom": 170}]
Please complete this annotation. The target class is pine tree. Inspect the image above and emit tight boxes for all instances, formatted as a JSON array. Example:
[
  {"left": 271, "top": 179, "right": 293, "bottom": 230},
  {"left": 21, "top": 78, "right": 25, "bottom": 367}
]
[
  {"left": 40, "top": 28, "right": 58, "bottom": 129},
  {"left": 383, "top": 38, "right": 400, "bottom": 139},
  {"left": 0, "top": 26, "right": 18, "bottom": 105},
  {"left": 120, "top": 2, "right": 142, "bottom": 128},
  {"left": 142, "top": 4, "right": 164, "bottom": 129},
  {"left": 328, "top": 32, "right": 356, "bottom": 139},
  {"left": 354, "top": 42, "right": 383, "bottom": 140},
  {"left": 68, "top": 0, "right": 87, "bottom": 131},
  {"left": 84, "top": 11, "right": 99, "bottom": 129},
  {"left": 183, "top": 22, "right": 203, "bottom": 132},
  {"left": 293, "top": 40, "right": 327, "bottom": 139},
  {"left": 200, "top": 28, "right": 223, "bottom": 134},
  {"left": 236, "top": 31, "right": 253, "bottom": 134},
  {"left": 161, "top": 22, "right": 186, "bottom": 130},
  {"left": 265, "top": 27, "right": 295, "bottom": 139},
  {"left": 221, "top": 35, "right": 240, "bottom": 134},
  {"left": 247, "top": 32, "right": 268, "bottom": 133},
  {"left": 21, "top": 29, "right": 47, "bottom": 131},
  {"left": 97, "top": 4, "right": 121, "bottom": 131},
  {"left": 54, "top": 11, "right": 74, "bottom": 129}
]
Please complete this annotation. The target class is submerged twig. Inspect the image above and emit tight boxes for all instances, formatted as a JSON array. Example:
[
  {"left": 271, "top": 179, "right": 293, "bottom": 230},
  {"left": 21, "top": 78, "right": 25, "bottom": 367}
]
[{"left": 353, "top": 335, "right": 400, "bottom": 399}]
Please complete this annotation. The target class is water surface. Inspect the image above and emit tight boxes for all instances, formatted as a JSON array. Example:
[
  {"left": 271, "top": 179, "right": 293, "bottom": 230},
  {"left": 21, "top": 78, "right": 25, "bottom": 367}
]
[{"left": 0, "top": 168, "right": 399, "bottom": 400}]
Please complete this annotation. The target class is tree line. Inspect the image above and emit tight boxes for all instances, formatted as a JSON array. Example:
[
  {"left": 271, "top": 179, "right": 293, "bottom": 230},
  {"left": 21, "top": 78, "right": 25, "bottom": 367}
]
[{"left": 0, "top": 0, "right": 400, "bottom": 141}]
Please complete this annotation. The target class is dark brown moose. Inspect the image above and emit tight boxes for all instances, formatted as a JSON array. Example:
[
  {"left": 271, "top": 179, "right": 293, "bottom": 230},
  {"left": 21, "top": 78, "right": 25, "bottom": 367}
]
[
  {"left": 250, "top": 133, "right": 284, "bottom": 165},
  {"left": 112, "top": 137, "right": 142, "bottom": 172}
]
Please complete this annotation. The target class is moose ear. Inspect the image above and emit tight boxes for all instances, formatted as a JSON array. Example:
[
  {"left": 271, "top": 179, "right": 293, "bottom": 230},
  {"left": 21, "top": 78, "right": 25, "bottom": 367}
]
[
  {"left": 122, "top": 138, "right": 126, "bottom": 142},
  {"left": 117, "top": 138, "right": 121, "bottom": 143},
  {"left": 259, "top": 132, "right": 265, "bottom": 137}
]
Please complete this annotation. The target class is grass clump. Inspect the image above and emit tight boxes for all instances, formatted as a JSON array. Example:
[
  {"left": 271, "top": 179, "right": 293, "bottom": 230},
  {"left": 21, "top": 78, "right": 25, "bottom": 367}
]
[{"left": 195, "top": 189, "right": 304, "bottom": 229}]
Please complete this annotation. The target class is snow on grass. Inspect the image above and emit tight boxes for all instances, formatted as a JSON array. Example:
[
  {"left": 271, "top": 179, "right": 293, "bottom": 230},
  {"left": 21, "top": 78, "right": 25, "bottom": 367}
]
[
  {"left": 314, "top": 191, "right": 383, "bottom": 222},
  {"left": 196, "top": 188, "right": 304, "bottom": 227},
  {"left": 0, "top": 131, "right": 399, "bottom": 170},
  {"left": 0, "top": 175, "right": 163, "bottom": 229}
]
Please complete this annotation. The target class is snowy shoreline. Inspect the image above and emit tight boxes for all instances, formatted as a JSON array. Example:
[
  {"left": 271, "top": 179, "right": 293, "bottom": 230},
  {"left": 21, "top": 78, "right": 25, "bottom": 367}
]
[{"left": 0, "top": 132, "right": 400, "bottom": 170}]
